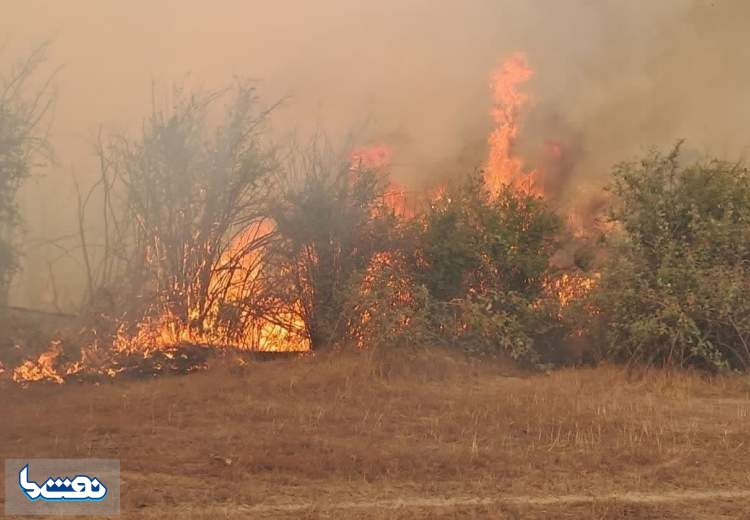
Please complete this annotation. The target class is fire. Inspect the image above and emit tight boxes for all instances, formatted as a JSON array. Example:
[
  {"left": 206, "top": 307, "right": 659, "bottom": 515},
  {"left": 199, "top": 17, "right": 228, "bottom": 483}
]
[
  {"left": 486, "top": 52, "right": 539, "bottom": 196},
  {"left": 485, "top": 53, "right": 598, "bottom": 313},
  {"left": 383, "top": 181, "right": 416, "bottom": 218},
  {"left": 350, "top": 144, "right": 392, "bottom": 171},
  {"left": 545, "top": 272, "right": 600, "bottom": 308},
  {"left": 6, "top": 53, "right": 601, "bottom": 385},
  {"left": 114, "top": 220, "right": 310, "bottom": 354},
  {"left": 349, "top": 144, "right": 417, "bottom": 218},
  {"left": 12, "top": 341, "right": 65, "bottom": 384}
]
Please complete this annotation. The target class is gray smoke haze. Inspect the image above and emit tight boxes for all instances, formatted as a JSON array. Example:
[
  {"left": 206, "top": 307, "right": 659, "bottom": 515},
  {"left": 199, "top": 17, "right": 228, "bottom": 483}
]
[{"left": 2, "top": 0, "right": 749, "bottom": 308}]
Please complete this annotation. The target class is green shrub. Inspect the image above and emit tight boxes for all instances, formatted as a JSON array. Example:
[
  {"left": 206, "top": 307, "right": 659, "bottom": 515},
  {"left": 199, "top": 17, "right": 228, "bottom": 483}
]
[
  {"left": 376, "top": 171, "right": 566, "bottom": 365},
  {"left": 593, "top": 143, "right": 750, "bottom": 371},
  {"left": 411, "top": 171, "right": 561, "bottom": 302}
]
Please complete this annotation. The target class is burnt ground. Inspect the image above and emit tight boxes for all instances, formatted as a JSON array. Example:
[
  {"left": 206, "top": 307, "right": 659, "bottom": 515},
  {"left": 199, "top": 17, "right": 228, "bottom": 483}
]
[{"left": 2, "top": 350, "right": 750, "bottom": 519}]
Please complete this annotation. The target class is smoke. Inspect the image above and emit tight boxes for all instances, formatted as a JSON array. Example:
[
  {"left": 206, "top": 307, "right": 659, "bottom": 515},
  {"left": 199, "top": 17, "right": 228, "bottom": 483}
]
[{"left": 3, "top": 0, "right": 749, "bottom": 308}]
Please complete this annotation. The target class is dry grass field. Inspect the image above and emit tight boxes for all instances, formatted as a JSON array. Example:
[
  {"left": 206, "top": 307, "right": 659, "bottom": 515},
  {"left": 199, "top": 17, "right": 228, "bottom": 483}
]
[{"left": 2, "top": 350, "right": 750, "bottom": 519}]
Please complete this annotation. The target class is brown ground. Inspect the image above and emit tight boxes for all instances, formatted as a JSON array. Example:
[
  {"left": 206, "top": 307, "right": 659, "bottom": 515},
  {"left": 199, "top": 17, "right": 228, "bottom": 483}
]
[{"left": 2, "top": 350, "right": 750, "bottom": 519}]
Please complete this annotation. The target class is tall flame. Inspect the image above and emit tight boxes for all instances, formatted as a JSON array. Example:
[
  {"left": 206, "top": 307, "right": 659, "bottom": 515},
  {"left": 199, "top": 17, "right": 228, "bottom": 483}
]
[{"left": 486, "top": 52, "right": 538, "bottom": 196}]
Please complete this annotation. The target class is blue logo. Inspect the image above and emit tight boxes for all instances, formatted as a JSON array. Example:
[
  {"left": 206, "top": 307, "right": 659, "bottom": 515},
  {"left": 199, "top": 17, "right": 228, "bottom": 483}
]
[{"left": 19, "top": 464, "right": 108, "bottom": 502}]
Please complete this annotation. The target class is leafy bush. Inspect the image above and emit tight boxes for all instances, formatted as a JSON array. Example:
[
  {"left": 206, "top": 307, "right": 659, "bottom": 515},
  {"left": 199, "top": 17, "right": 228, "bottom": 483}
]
[
  {"left": 593, "top": 143, "right": 750, "bottom": 371},
  {"left": 427, "top": 292, "right": 538, "bottom": 362},
  {"left": 344, "top": 254, "right": 541, "bottom": 363},
  {"left": 411, "top": 172, "right": 561, "bottom": 302},
  {"left": 370, "top": 171, "right": 566, "bottom": 365},
  {"left": 343, "top": 251, "right": 434, "bottom": 351}
]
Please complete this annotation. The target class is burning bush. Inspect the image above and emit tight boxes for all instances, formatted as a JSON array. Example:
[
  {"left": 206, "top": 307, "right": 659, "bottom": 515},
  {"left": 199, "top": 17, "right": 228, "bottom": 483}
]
[
  {"left": 264, "top": 140, "right": 399, "bottom": 350},
  {"left": 591, "top": 143, "right": 750, "bottom": 371},
  {"left": 406, "top": 172, "right": 565, "bottom": 364},
  {"left": 412, "top": 172, "right": 560, "bottom": 299},
  {"left": 82, "top": 81, "right": 300, "bottom": 351},
  {"left": 339, "top": 170, "right": 570, "bottom": 365}
]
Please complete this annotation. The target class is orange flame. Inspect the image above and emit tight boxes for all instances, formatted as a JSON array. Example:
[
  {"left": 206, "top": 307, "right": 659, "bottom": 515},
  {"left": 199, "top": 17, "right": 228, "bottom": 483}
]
[
  {"left": 114, "top": 220, "right": 310, "bottom": 354},
  {"left": 383, "top": 181, "right": 415, "bottom": 218},
  {"left": 486, "top": 52, "right": 539, "bottom": 196},
  {"left": 350, "top": 144, "right": 392, "bottom": 171},
  {"left": 349, "top": 144, "right": 417, "bottom": 218},
  {"left": 11, "top": 341, "right": 65, "bottom": 384},
  {"left": 545, "top": 272, "right": 600, "bottom": 308}
]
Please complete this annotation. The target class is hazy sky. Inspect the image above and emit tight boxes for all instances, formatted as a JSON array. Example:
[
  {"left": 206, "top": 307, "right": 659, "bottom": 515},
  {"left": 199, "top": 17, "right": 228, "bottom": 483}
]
[{"left": 3, "top": 0, "right": 749, "bottom": 308}]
